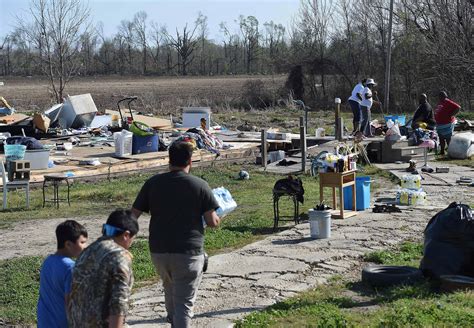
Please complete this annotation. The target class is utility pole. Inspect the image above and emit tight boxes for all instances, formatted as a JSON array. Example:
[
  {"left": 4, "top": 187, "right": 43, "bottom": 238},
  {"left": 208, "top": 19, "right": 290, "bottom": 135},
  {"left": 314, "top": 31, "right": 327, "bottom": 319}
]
[{"left": 384, "top": 0, "right": 394, "bottom": 113}]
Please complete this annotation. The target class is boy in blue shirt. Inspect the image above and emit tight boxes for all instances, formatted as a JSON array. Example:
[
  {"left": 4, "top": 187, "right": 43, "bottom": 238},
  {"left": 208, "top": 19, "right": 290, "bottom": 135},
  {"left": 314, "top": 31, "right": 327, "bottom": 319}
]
[{"left": 37, "top": 220, "right": 88, "bottom": 328}]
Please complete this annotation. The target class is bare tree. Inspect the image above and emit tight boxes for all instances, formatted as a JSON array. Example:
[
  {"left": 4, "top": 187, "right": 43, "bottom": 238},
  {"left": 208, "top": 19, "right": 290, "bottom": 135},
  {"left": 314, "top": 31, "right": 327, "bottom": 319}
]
[
  {"left": 195, "top": 12, "right": 209, "bottom": 75},
  {"left": 239, "top": 15, "right": 260, "bottom": 74},
  {"left": 219, "top": 22, "right": 240, "bottom": 74},
  {"left": 133, "top": 11, "right": 148, "bottom": 74},
  {"left": 18, "top": 0, "right": 91, "bottom": 103},
  {"left": 163, "top": 23, "right": 199, "bottom": 76}
]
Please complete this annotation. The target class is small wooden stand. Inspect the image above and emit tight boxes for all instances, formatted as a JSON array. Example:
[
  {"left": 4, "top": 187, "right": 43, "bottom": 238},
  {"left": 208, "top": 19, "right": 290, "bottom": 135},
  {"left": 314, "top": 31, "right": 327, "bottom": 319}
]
[{"left": 319, "top": 170, "right": 357, "bottom": 219}]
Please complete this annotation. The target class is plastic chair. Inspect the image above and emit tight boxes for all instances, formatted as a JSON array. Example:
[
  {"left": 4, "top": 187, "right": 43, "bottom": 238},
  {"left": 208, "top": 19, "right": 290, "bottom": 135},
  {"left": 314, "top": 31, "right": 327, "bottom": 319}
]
[{"left": 1, "top": 161, "right": 30, "bottom": 209}]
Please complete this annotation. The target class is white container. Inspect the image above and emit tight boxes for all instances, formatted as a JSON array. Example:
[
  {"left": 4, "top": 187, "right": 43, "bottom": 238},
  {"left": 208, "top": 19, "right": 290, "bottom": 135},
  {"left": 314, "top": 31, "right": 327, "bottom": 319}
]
[
  {"left": 182, "top": 107, "right": 211, "bottom": 129},
  {"left": 23, "top": 149, "right": 50, "bottom": 170},
  {"left": 315, "top": 128, "right": 325, "bottom": 138},
  {"left": 114, "top": 130, "right": 133, "bottom": 157},
  {"left": 308, "top": 209, "right": 331, "bottom": 239}
]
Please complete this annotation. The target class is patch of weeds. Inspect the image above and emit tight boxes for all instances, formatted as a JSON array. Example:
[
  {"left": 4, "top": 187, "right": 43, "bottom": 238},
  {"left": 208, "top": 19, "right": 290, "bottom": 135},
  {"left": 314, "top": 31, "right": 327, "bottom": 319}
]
[
  {"left": 0, "top": 256, "right": 43, "bottom": 324},
  {"left": 364, "top": 241, "right": 423, "bottom": 266}
]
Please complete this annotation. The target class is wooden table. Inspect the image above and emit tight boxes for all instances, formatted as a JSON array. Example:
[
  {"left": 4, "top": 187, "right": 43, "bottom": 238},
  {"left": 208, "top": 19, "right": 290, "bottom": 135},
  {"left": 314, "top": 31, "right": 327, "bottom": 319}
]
[{"left": 319, "top": 170, "right": 357, "bottom": 219}]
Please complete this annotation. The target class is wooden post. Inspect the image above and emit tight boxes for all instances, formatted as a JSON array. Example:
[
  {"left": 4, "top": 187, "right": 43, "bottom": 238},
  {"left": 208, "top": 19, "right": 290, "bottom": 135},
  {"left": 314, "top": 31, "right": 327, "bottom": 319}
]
[
  {"left": 335, "top": 98, "right": 341, "bottom": 140},
  {"left": 300, "top": 116, "right": 307, "bottom": 173},
  {"left": 337, "top": 117, "right": 344, "bottom": 141},
  {"left": 261, "top": 129, "right": 267, "bottom": 168}
]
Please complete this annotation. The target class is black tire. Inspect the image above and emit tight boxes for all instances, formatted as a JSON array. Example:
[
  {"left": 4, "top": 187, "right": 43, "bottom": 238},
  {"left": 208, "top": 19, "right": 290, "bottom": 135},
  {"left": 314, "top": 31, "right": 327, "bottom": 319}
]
[
  {"left": 439, "top": 275, "right": 474, "bottom": 292},
  {"left": 362, "top": 265, "right": 423, "bottom": 287}
]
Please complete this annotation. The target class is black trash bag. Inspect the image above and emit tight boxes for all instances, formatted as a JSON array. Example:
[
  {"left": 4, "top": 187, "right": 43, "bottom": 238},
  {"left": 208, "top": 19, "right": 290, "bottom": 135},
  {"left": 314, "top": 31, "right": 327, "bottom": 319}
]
[
  {"left": 420, "top": 202, "right": 474, "bottom": 279},
  {"left": 6, "top": 136, "right": 44, "bottom": 150},
  {"left": 273, "top": 175, "right": 304, "bottom": 204}
]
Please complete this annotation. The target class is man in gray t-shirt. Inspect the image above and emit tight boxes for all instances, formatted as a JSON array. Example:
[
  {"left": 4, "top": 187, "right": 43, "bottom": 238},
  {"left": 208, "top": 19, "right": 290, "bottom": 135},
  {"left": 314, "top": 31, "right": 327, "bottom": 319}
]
[{"left": 132, "top": 141, "right": 220, "bottom": 327}]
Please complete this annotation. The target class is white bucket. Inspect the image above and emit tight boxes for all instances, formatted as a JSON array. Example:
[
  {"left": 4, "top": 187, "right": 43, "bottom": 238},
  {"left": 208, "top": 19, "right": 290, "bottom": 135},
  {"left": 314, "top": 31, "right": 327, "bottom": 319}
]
[
  {"left": 315, "top": 128, "right": 326, "bottom": 138},
  {"left": 114, "top": 130, "right": 133, "bottom": 157},
  {"left": 308, "top": 209, "right": 331, "bottom": 239}
]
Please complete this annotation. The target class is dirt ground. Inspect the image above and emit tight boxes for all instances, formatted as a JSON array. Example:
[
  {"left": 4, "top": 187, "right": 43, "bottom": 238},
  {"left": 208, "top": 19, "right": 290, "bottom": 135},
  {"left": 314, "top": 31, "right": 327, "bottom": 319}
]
[{"left": 0, "top": 75, "right": 286, "bottom": 114}]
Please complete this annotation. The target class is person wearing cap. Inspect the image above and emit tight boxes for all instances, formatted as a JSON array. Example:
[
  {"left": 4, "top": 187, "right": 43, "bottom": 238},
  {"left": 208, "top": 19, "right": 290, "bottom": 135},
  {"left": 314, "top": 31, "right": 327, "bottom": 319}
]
[
  {"left": 411, "top": 93, "right": 435, "bottom": 130},
  {"left": 68, "top": 209, "right": 139, "bottom": 328},
  {"left": 434, "top": 91, "right": 461, "bottom": 155},
  {"left": 348, "top": 79, "right": 366, "bottom": 134},
  {"left": 132, "top": 141, "right": 220, "bottom": 327},
  {"left": 360, "top": 78, "right": 376, "bottom": 137}
]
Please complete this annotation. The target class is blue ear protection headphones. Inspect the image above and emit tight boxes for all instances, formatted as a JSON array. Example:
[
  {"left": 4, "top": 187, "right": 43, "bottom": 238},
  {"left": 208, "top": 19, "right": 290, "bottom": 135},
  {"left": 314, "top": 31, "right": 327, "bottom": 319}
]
[{"left": 102, "top": 224, "right": 125, "bottom": 237}]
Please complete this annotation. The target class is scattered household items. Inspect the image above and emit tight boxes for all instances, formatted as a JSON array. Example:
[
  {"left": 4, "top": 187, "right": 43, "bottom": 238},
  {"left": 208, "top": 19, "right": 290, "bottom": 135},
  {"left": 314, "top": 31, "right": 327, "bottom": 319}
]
[
  {"left": 439, "top": 275, "right": 474, "bottom": 292},
  {"left": 311, "top": 150, "right": 357, "bottom": 176},
  {"left": 447, "top": 132, "right": 474, "bottom": 159},
  {"left": 60, "top": 94, "right": 97, "bottom": 129},
  {"left": 182, "top": 107, "right": 211, "bottom": 130},
  {"left": 456, "top": 176, "right": 473, "bottom": 185},
  {"left": 268, "top": 150, "right": 285, "bottom": 164},
  {"left": 174, "top": 127, "right": 224, "bottom": 155},
  {"left": 455, "top": 119, "right": 474, "bottom": 132},
  {"left": 0, "top": 96, "right": 15, "bottom": 116},
  {"left": 362, "top": 265, "right": 423, "bottom": 287},
  {"left": 372, "top": 204, "right": 401, "bottom": 213},
  {"left": 319, "top": 170, "right": 357, "bottom": 219},
  {"left": 1, "top": 160, "right": 30, "bottom": 210},
  {"left": 343, "top": 176, "right": 371, "bottom": 211},
  {"left": 308, "top": 207, "right": 331, "bottom": 239},
  {"left": 385, "top": 119, "right": 402, "bottom": 141},
  {"left": 420, "top": 202, "right": 473, "bottom": 279},
  {"left": 6, "top": 136, "right": 44, "bottom": 150},
  {"left": 384, "top": 115, "right": 406, "bottom": 126},
  {"left": 32, "top": 113, "right": 51, "bottom": 132},
  {"left": 114, "top": 130, "right": 133, "bottom": 157},
  {"left": 435, "top": 166, "right": 450, "bottom": 173},
  {"left": 212, "top": 187, "right": 237, "bottom": 217},
  {"left": 315, "top": 127, "right": 325, "bottom": 137},
  {"left": 78, "top": 158, "right": 101, "bottom": 166},
  {"left": 42, "top": 173, "right": 72, "bottom": 208},
  {"left": 272, "top": 175, "right": 304, "bottom": 230},
  {"left": 421, "top": 167, "right": 433, "bottom": 173},
  {"left": 401, "top": 174, "right": 422, "bottom": 190},
  {"left": 236, "top": 170, "right": 250, "bottom": 180},
  {"left": 396, "top": 188, "right": 427, "bottom": 206},
  {"left": 277, "top": 158, "right": 298, "bottom": 166}
]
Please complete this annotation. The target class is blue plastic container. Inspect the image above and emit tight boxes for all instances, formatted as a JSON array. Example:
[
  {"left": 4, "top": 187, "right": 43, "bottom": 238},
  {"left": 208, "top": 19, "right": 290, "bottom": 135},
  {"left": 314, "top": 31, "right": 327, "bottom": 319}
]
[
  {"left": 132, "top": 134, "right": 159, "bottom": 154},
  {"left": 343, "top": 176, "right": 371, "bottom": 211},
  {"left": 384, "top": 115, "right": 406, "bottom": 126}
]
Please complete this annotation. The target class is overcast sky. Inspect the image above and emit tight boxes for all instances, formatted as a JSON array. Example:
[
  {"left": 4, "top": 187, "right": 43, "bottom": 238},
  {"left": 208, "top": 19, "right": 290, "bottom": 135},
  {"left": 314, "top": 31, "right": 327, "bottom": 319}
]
[{"left": 0, "top": 0, "right": 301, "bottom": 41}]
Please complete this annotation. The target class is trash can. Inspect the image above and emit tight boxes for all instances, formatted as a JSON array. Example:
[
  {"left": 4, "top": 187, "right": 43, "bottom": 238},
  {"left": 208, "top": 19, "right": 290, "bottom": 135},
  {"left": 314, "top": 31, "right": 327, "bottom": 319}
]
[
  {"left": 343, "top": 176, "right": 371, "bottom": 211},
  {"left": 308, "top": 209, "right": 331, "bottom": 239}
]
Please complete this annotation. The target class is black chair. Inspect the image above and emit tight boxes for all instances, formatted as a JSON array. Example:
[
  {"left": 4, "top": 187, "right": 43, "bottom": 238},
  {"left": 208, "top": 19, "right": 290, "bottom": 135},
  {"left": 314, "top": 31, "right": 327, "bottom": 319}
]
[{"left": 273, "top": 190, "right": 300, "bottom": 231}]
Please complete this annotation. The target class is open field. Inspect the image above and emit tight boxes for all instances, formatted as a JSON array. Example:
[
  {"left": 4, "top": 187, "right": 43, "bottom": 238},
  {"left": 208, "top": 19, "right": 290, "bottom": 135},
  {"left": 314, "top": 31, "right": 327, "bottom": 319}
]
[{"left": 0, "top": 75, "right": 286, "bottom": 114}]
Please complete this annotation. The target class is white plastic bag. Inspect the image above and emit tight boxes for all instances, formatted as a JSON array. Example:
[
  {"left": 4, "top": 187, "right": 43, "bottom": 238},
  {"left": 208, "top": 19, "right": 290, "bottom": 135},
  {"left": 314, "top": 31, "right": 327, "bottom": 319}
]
[
  {"left": 448, "top": 132, "right": 474, "bottom": 159},
  {"left": 212, "top": 187, "right": 237, "bottom": 217},
  {"left": 385, "top": 121, "right": 402, "bottom": 141}
]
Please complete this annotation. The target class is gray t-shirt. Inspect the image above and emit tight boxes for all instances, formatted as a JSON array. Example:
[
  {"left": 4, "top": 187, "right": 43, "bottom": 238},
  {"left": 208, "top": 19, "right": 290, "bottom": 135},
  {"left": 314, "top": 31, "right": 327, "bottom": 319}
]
[{"left": 133, "top": 170, "right": 219, "bottom": 255}]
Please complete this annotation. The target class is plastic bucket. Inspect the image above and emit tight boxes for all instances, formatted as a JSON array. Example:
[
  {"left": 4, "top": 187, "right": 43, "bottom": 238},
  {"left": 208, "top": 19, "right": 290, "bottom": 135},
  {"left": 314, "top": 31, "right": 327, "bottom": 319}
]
[
  {"left": 343, "top": 176, "right": 371, "bottom": 210},
  {"left": 4, "top": 144, "right": 26, "bottom": 162},
  {"left": 308, "top": 209, "right": 331, "bottom": 239}
]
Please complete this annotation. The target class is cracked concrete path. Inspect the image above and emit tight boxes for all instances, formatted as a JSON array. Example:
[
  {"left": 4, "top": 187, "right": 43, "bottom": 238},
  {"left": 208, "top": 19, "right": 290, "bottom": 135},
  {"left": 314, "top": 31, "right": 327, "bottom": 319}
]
[{"left": 127, "top": 164, "right": 474, "bottom": 327}]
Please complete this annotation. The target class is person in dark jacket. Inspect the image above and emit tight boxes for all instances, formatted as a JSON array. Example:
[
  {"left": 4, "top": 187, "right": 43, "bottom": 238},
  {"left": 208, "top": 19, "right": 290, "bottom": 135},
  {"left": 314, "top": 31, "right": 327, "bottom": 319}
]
[{"left": 411, "top": 93, "right": 435, "bottom": 130}]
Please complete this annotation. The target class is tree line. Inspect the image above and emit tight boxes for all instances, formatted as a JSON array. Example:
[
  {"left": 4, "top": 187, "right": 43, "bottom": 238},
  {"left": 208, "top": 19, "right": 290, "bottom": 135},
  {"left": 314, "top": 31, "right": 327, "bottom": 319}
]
[{"left": 0, "top": 0, "right": 472, "bottom": 111}]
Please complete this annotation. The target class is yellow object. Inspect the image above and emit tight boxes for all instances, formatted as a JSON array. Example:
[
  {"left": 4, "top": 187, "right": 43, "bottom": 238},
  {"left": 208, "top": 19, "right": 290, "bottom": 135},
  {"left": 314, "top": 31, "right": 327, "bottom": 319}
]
[
  {"left": 0, "top": 97, "right": 12, "bottom": 109},
  {"left": 419, "top": 122, "right": 427, "bottom": 129},
  {"left": 401, "top": 174, "right": 422, "bottom": 190}
]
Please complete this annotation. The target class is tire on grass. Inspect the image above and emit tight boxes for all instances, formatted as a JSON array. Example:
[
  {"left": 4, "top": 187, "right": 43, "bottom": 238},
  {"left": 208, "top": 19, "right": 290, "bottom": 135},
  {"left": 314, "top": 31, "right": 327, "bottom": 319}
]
[{"left": 362, "top": 265, "right": 423, "bottom": 287}]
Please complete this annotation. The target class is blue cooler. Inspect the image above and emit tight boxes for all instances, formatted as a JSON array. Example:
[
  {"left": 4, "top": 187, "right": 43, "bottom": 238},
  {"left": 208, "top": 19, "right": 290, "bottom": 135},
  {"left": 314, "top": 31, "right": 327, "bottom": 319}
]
[
  {"left": 343, "top": 176, "right": 371, "bottom": 211},
  {"left": 132, "top": 134, "right": 159, "bottom": 154}
]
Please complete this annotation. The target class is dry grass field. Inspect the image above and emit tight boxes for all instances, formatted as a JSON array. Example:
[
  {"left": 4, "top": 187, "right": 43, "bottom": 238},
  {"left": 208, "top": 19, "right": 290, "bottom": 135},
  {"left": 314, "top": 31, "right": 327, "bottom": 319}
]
[{"left": 0, "top": 75, "right": 287, "bottom": 115}]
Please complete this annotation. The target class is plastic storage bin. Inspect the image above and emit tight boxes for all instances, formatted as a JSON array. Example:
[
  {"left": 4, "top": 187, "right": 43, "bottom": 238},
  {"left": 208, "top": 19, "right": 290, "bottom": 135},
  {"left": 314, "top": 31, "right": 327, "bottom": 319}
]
[
  {"left": 384, "top": 115, "right": 406, "bottom": 126},
  {"left": 132, "top": 134, "right": 159, "bottom": 154},
  {"left": 23, "top": 149, "right": 50, "bottom": 170},
  {"left": 343, "top": 176, "right": 371, "bottom": 211}
]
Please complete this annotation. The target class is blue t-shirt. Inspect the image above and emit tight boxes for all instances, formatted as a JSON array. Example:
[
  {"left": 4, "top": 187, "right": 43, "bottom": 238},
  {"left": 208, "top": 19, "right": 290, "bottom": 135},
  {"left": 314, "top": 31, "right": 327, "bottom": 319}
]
[{"left": 37, "top": 254, "right": 74, "bottom": 328}]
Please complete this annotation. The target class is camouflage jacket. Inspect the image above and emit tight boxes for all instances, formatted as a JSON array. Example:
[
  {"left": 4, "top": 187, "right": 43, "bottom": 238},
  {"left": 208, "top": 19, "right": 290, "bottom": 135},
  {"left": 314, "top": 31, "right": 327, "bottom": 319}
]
[{"left": 68, "top": 237, "right": 134, "bottom": 327}]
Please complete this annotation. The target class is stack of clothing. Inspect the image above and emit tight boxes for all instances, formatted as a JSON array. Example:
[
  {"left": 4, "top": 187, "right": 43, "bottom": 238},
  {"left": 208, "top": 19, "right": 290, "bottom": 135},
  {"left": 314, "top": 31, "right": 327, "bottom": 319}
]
[{"left": 175, "top": 128, "right": 224, "bottom": 155}]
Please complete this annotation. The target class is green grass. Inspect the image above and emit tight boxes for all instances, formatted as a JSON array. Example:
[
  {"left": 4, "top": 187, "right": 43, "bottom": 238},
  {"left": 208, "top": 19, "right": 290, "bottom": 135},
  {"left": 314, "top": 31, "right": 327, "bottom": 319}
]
[
  {"left": 0, "top": 164, "right": 332, "bottom": 325},
  {"left": 236, "top": 241, "right": 474, "bottom": 328}
]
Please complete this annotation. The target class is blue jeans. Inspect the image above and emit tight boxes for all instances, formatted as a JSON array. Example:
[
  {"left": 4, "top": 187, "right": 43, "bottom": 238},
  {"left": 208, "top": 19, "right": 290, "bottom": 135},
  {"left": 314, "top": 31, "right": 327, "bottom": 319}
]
[
  {"left": 360, "top": 106, "right": 372, "bottom": 136},
  {"left": 349, "top": 100, "right": 361, "bottom": 132}
]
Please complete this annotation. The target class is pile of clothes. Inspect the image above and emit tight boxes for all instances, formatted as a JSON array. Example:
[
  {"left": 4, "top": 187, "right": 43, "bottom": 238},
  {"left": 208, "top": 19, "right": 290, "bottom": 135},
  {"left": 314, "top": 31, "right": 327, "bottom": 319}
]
[{"left": 174, "top": 128, "right": 225, "bottom": 155}]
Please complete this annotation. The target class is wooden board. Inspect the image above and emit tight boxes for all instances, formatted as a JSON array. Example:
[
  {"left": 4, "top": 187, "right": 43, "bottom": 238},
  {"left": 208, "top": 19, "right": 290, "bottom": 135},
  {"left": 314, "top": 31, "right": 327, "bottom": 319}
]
[{"left": 105, "top": 109, "right": 172, "bottom": 130}]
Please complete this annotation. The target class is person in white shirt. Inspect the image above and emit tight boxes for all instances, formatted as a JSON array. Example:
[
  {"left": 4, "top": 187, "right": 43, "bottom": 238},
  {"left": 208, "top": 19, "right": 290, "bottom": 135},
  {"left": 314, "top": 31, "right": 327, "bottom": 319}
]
[
  {"left": 347, "top": 79, "right": 366, "bottom": 134},
  {"left": 360, "top": 78, "right": 376, "bottom": 137}
]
